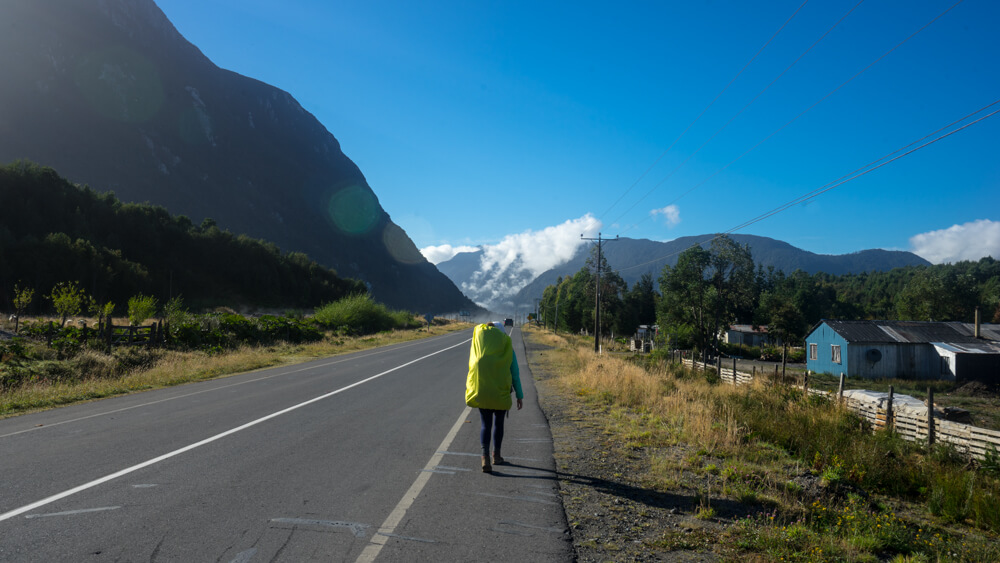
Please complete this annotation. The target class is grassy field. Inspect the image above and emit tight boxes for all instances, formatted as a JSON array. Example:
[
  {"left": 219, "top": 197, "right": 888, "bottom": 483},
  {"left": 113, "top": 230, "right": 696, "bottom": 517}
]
[
  {"left": 0, "top": 319, "right": 470, "bottom": 419},
  {"left": 525, "top": 325, "right": 1000, "bottom": 562}
]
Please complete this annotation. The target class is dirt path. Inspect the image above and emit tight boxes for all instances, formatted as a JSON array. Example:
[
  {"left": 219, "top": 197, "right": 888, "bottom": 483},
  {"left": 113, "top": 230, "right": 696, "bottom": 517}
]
[{"left": 525, "top": 336, "right": 729, "bottom": 561}]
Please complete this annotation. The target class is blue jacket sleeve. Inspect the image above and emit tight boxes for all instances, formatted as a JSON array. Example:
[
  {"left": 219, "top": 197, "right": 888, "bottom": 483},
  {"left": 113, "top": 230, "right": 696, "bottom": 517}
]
[{"left": 510, "top": 350, "right": 523, "bottom": 399}]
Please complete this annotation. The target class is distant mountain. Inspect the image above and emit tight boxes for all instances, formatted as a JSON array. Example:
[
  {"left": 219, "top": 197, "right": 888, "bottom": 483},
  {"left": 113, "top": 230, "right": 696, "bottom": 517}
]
[
  {"left": 438, "top": 234, "right": 931, "bottom": 311},
  {"left": 0, "top": 0, "right": 479, "bottom": 314}
]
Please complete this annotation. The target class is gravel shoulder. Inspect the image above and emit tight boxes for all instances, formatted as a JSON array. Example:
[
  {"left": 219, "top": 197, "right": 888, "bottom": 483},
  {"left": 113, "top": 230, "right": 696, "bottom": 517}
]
[{"left": 525, "top": 335, "right": 731, "bottom": 562}]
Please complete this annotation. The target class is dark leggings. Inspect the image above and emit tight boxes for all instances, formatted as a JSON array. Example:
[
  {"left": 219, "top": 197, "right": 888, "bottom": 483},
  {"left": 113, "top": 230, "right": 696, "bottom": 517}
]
[{"left": 479, "top": 408, "right": 506, "bottom": 456}]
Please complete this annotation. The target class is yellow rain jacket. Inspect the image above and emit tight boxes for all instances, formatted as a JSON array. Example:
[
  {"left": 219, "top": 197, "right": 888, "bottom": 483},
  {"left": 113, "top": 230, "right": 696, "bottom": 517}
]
[{"left": 466, "top": 323, "right": 515, "bottom": 410}]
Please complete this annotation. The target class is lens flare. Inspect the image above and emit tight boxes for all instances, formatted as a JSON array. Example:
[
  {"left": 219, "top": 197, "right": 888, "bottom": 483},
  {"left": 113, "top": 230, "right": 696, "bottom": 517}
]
[
  {"left": 327, "top": 184, "right": 379, "bottom": 235},
  {"left": 74, "top": 46, "right": 164, "bottom": 123}
]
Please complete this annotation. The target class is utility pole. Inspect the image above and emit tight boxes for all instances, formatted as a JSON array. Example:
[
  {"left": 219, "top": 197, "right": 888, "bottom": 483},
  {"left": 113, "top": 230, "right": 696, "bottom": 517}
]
[{"left": 581, "top": 232, "right": 618, "bottom": 353}]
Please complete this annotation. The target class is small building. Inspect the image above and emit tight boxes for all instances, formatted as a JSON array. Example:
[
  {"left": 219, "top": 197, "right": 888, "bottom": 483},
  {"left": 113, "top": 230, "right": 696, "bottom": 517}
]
[
  {"left": 805, "top": 319, "right": 1000, "bottom": 382},
  {"left": 722, "top": 325, "right": 777, "bottom": 348}
]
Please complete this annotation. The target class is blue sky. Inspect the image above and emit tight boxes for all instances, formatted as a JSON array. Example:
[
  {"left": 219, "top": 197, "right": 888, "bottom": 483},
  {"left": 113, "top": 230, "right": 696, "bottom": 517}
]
[{"left": 157, "top": 0, "right": 999, "bottom": 267}]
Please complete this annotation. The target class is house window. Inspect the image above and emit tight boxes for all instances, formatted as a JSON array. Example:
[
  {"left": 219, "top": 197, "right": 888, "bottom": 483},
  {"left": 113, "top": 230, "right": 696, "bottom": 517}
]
[
  {"left": 809, "top": 343, "right": 817, "bottom": 361},
  {"left": 831, "top": 344, "right": 841, "bottom": 364}
]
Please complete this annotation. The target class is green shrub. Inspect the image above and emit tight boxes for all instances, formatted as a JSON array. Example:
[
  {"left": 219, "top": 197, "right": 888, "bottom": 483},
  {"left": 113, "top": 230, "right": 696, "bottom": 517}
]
[
  {"left": 312, "top": 294, "right": 417, "bottom": 335},
  {"left": 127, "top": 294, "right": 159, "bottom": 326}
]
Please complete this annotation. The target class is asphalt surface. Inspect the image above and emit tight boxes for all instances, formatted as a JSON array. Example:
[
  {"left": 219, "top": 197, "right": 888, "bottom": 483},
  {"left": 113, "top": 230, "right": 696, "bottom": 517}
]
[{"left": 0, "top": 328, "right": 572, "bottom": 562}]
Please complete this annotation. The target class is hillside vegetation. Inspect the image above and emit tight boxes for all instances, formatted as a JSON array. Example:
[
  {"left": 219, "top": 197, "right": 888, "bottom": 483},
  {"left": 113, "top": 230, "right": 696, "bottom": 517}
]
[
  {"left": 0, "top": 160, "right": 367, "bottom": 312},
  {"left": 539, "top": 235, "right": 1000, "bottom": 354}
]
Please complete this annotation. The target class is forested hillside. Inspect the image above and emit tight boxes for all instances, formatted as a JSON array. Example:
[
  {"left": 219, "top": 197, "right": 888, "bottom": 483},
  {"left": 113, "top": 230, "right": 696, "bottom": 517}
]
[
  {"left": 538, "top": 235, "right": 1000, "bottom": 351},
  {"left": 0, "top": 161, "right": 367, "bottom": 312},
  {"left": 0, "top": 0, "right": 477, "bottom": 313}
]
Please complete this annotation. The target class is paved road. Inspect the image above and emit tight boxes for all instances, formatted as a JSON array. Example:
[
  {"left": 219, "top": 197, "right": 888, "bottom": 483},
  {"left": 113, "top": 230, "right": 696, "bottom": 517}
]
[{"left": 0, "top": 328, "right": 572, "bottom": 562}]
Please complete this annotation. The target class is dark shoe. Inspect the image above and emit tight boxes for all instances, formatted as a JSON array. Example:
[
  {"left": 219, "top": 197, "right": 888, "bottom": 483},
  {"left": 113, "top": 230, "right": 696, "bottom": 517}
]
[
  {"left": 482, "top": 456, "right": 492, "bottom": 473},
  {"left": 492, "top": 453, "right": 505, "bottom": 465}
]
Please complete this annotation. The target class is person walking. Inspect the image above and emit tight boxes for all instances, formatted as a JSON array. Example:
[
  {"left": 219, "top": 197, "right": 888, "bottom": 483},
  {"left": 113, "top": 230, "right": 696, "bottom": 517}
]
[{"left": 466, "top": 322, "right": 523, "bottom": 473}]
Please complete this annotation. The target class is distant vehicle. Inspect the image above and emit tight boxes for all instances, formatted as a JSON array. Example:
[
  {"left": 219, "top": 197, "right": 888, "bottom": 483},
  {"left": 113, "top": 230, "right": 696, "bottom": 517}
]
[{"left": 504, "top": 318, "right": 514, "bottom": 327}]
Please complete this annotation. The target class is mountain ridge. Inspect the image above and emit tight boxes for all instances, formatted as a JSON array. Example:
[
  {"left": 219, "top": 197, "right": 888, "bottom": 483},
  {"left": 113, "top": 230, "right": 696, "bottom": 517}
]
[
  {"left": 438, "top": 234, "right": 931, "bottom": 311},
  {"left": 0, "top": 0, "right": 479, "bottom": 314}
]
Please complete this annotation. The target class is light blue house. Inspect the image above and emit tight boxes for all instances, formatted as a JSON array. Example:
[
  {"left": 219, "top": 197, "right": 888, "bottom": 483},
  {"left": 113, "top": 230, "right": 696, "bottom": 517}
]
[{"left": 805, "top": 320, "right": 1000, "bottom": 381}]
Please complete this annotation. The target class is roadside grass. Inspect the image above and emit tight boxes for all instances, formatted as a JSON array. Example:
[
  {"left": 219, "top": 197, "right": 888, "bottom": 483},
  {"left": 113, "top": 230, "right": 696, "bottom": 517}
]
[
  {"left": 523, "top": 325, "right": 1000, "bottom": 562},
  {"left": 0, "top": 321, "right": 469, "bottom": 418}
]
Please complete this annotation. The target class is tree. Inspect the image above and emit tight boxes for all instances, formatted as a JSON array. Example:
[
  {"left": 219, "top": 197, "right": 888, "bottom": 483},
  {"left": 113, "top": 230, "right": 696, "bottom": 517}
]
[
  {"left": 759, "top": 286, "right": 808, "bottom": 368},
  {"left": 91, "top": 299, "right": 116, "bottom": 330},
  {"left": 584, "top": 245, "right": 626, "bottom": 341},
  {"left": 12, "top": 283, "right": 34, "bottom": 334},
  {"left": 657, "top": 235, "right": 755, "bottom": 356},
  {"left": 706, "top": 236, "right": 756, "bottom": 352},
  {"left": 49, "top": 281, "right": 85, "bottom": 327},
  {"left": 895, "top": 268, "right": 976, "bottom": 321},
  {"left": 615, "top": 272, "right": 657, "bottom": 337},
  {"left": 658, "top": 244, "right": 713, "bottom": 352},
  {"left": 128, "top": 294, "right": 158, "bottom": 326}
]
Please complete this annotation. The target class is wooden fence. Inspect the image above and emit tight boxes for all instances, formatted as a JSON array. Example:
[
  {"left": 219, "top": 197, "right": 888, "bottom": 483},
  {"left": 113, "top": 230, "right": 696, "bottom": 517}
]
[
  {"left": 41, "top": 321, "right": 164, "bottom": 349},
  {"left": 681, "top": 357, "right": 1000, "bottom": 462},
  {"left": 106, "top": 323, "right": 163, "bottom": 347}
]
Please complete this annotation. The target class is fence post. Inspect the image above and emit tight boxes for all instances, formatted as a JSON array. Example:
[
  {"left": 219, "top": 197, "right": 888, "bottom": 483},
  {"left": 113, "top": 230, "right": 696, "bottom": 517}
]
[
  {"left": 803, "top": 371, "right": 809, "bottom": 395},
  {"left": 773, "top": 364, "right": 779, "bottom": 386},
  {"left": 733, "top": 358, "right": 737, "bottom": 385},
  {"left": 716, "top": 356, "right": 721, "bottom": 378},
  {"left": 886, "top": 385, "right": 895, "bottom": 431},
  {"left": 927, "top": 387, "right": 935, "bottom": 447},
  {"left": 837, "top": 373, "right": 845, "bottom": 405},
  {"left": 781, "top": 350, "right": 787, "bottom": 384}
]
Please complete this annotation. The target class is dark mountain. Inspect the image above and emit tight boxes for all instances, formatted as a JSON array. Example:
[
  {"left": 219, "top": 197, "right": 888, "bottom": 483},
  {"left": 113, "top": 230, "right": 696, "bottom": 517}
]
[
  {"left": 0, "top": 0, "right": 479, "bottom": 313},
  {"left": 437, "top": 234, "right": 931, "bottom": 310}
]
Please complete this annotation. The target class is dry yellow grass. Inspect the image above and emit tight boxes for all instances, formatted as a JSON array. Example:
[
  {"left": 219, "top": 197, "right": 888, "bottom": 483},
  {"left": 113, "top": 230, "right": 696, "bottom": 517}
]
[{"left": 524, "top": 326, "right": 759, "bottom": 468}]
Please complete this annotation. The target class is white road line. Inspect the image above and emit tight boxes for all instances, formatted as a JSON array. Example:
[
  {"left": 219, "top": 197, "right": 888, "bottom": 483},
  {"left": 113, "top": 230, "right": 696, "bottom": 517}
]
[
  {"left": 24, "top": 506, "right": 121, "bottom": 519},
  {"left": 0, "top": 339, "right": 470, "bottom": 524},
  {"left": 355, "top": 405, "right": 472, "bottom": 563},
  {"left": 0, "top": 334, "right": 461, "bottom": 439}
]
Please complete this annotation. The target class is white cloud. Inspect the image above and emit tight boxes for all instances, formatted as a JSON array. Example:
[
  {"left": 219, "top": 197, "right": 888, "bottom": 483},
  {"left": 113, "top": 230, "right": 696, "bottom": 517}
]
[
  {"left": 420, "top": 244, "right": 478, "bottom": 264},
  {"left": 465, "top": 214, "right": 602, "bottom": 304},
  {"left": 650, "top": 204, "right": 681, "bottom": 228},
  {"left": 478, "top": 214, "right": 601, "bottom": 277},
  {"left": 909, "top": 219, "right": 1000, "bottom": 264}
]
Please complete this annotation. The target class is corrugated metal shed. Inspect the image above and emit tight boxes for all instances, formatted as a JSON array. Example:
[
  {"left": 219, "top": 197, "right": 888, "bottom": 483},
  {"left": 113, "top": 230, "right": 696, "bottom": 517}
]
[{"left": 821, "top": 320, "right": 999, "bottom": 344}]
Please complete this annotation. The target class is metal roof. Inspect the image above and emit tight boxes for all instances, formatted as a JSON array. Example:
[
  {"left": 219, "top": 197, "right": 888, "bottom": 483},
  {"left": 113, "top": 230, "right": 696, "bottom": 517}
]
[
  {"left": 932, "top": 341, "right": 1000, "bottom": 354},
  {"left": 819, "top": 320, "right": 1000, "bottom": 344}
]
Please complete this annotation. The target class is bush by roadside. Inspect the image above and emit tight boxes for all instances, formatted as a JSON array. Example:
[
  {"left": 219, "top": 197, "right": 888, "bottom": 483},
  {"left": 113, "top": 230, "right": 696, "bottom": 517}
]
[{"left": 1, "top": 298, "right": 466, "bottom": 417}]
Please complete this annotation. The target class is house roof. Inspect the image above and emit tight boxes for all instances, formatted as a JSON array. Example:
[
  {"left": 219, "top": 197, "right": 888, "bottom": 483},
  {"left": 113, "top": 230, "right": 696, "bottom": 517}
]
[
  {"left": 728, "top": 324, "right": 768, "bottom": 334},
  {"left": 816, "top": 320, "right": 1000, "bottom": 344},
  {"left": 932, "top": 341, "right": 1000, "bottom": 354}
]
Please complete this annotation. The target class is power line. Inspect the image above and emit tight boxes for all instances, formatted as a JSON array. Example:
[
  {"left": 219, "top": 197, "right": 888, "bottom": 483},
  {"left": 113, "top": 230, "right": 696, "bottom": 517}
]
[
  {"left": 597, "top": 0, "right": 811, "bottom": 222},
  {"left": 615, "top": 99, "right": 1000, "bottom": 274},
  {"left": 616, "top": 0, "right": 967, "bottom": 237}
]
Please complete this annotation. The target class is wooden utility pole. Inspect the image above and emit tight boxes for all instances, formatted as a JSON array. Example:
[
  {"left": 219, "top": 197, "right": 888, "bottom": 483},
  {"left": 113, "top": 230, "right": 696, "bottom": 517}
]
[{"left": 581, "top": 232, "right": 618, "bottom": 353}]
